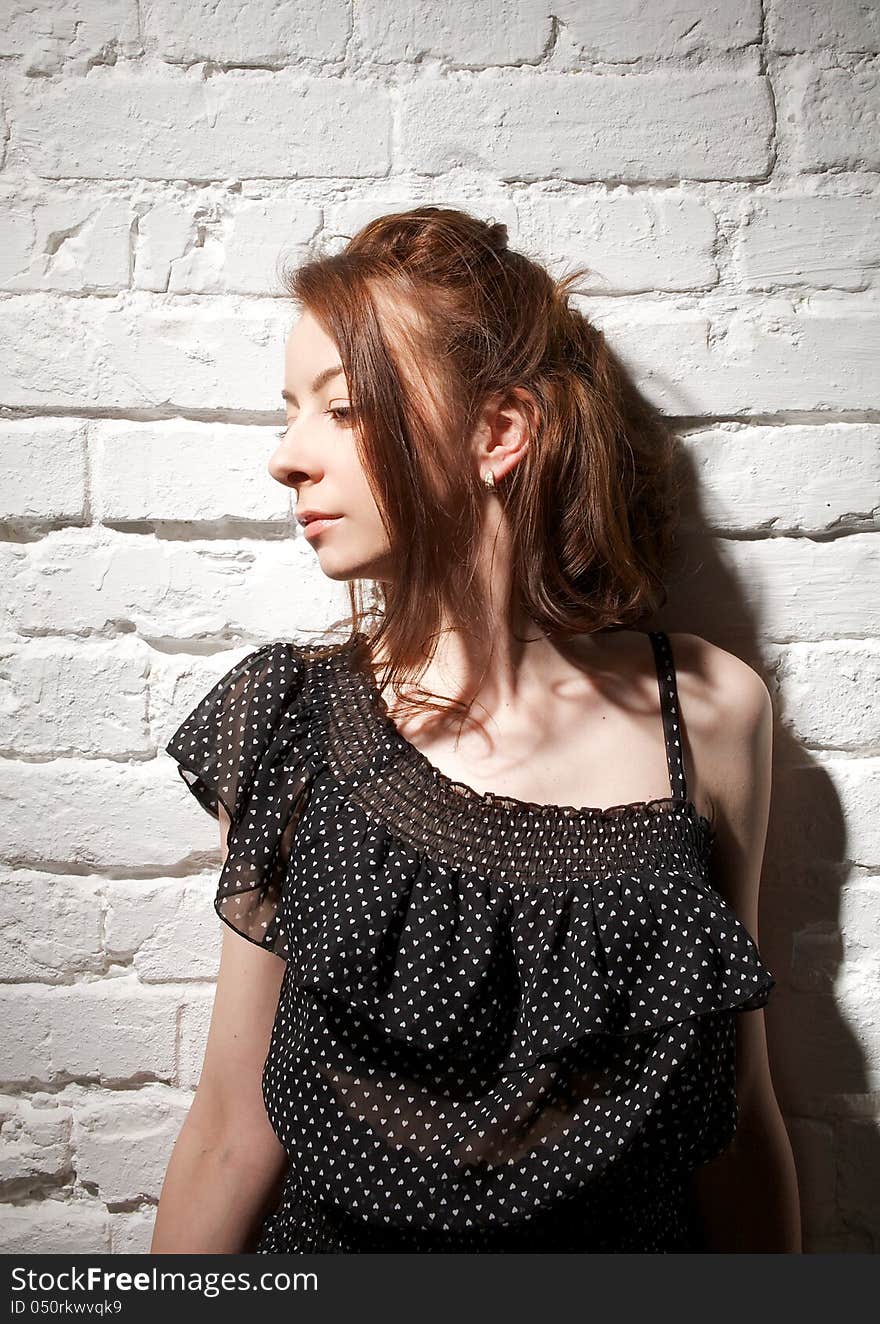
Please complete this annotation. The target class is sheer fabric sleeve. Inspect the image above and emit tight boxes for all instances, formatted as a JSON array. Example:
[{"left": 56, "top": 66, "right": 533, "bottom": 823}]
[{"left": 165, "top": 642, "right": 311, "bottom": 959}]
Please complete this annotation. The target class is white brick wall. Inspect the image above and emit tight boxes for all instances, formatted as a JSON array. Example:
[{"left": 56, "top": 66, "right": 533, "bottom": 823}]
[{"left": 0, "top": 0, "right": 877, "bottom": 1256}]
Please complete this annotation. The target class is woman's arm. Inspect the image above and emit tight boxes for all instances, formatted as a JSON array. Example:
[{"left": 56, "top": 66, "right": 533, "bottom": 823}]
[
  {"left": 691, "top": 1006, "right": 802, "bottom": 1252},
  {"left": 681, "top": 636, "right": 802, "bottom": 1253},
  {"left": 150, "top": 806, "right": 289, "bottom": 1254}
]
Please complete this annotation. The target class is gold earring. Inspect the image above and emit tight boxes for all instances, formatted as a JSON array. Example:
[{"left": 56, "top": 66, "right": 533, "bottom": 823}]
[{"left": 483, "top": 469, "right": 496, "bottom": 490}]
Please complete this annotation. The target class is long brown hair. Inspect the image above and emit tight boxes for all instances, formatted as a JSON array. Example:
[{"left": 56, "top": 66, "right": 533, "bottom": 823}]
[{"left": 279, "top": 205, "right": 681, "bottom": 728}]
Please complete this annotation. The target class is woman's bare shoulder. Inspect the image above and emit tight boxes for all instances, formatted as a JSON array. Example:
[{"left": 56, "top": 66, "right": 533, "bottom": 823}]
[
  {"left": 667, "top": 631, "right": 772, "bottom": 733},
  {"left": 667, "top": 632, "right": 774, "bottom": 830}
]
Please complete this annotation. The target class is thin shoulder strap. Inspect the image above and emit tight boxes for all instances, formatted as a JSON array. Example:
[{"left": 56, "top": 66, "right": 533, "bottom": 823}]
[{"left": 647, "top": 630, "right": 688, "bottom": 802}]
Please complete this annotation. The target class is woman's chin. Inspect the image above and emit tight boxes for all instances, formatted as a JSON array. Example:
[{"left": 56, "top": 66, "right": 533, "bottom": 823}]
[{"left": 314, "top": 548, "right": 390, "bottom": 583}]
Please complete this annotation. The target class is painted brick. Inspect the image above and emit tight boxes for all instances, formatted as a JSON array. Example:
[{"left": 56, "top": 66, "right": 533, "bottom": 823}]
[
  {"left": 0, "top": 1, "right": 139, "bottom": 74},
  {"left": 0, "top": 186, "right": 131, "bottom": 292},
  {"left": 0, "top": 533, "right": 339, "bottom": 640},
  {"left": 93, "top": 421, "right": 290, "bottom": 522},
  {"left": 133, "top": 194, "right": 321, "bottom": 296},
  {"left": 178, "top": 991, "right": 216, "bottom": 1089},
  {"left": 0, "top": 294, "right": 293, "bottom": 411},
  {"left": 681, "top": 533, "right": 879, "bottom": 642},
  {"left": 0, "top": 640, "right": 149, "bottom": 757},
  {"left": 358, "top": 0, "right": 550, "bottom": 65},
  {"left": 734, "top": 195, "right": 880, "bottom": 290},
  {"left": 530, "top": 189, "right": 719, "bottom": 292},
  {"left": 399, "top": 70, "right": 774, "bottom": 182},
  {"left": 73, "top": 1087, "right": 189, "bottom": 1204},
  {"left": 597, "top": 302, "right": 880, "bottom": 412},
  {"left": 48, "top": 981, "right": 180, "bottom": 1082},
  {"left": 0, "top": 420, "right": 87, "bottom": 520},
  {"left": 0, "top": 1200, "right": 109, "bottom": 1254},
  {"left": 682, "top": 424, "right": 880, "bottom": 531},
  {"left": 772, "top": 642, "right": 880, "bottom": 751},
  {"left": 0, "top": 871, "right": 104, "bottom": 981},
  {"left": 768, "top": 0, "right": 880, "bottom": 53},
  {"left": 142, "top": 0, "right": 349, "bottom": 65},
  {"left": 15, "top": 72, "right": 392, "bottom": 181},
  {"left": 790, "top": 67, "right": 880, "bottom": 172},
  {"left": 105, "top": 878, "right": 222, "bottom": 982},
  {"left": 555, "top": 0, "right": 762, "bottom": 60},
  {"left": 0, "top": 1096, "right": 71, "bottom": 1186}
]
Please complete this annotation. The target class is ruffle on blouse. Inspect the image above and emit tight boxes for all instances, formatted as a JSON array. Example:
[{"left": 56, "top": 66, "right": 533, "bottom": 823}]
[
  {"left": 165, "top": 642, "right": 321, "bottom": 960},
  {"left": 166, "top": 638, "right": 776, "bottom": 1065},
  {"left": 285, "top": 808, "right": 776, "bottom": 1076}
]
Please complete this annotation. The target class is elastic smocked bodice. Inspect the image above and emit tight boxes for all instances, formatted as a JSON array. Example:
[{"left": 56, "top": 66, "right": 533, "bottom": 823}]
[{"left": 304, "top": 631, "right": 715, "bottom": 888}]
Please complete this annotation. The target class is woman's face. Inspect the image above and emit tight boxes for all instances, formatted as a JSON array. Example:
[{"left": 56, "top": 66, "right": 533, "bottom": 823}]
[{"left": 270, "top": 310, "right": 393, "bottom": 582}]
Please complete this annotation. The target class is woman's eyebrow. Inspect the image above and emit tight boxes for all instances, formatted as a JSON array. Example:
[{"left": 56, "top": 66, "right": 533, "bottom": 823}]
[{"left": 281, "top": 364, "right": 345, "bottom": 405}]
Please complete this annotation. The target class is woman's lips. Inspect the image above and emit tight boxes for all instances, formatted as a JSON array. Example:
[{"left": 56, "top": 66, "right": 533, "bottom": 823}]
[{"left": 303, "top": 516, "right": 342, "bottom": 540}]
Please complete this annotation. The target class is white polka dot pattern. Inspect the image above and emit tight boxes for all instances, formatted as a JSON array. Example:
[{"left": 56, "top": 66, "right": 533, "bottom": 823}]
[{"left": 165, "top": 629, "right": 776, "bottom": 1253}]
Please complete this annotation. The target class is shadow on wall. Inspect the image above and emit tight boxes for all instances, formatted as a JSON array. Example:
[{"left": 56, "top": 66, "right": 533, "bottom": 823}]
[{"left": 646, "top": 428, "right": 877, "bottom": 1254}]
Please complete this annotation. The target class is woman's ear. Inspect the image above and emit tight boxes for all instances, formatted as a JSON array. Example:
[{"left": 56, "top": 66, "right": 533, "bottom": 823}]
[{"left": 472, "top": 386, "right": 533, "bottom": 479}]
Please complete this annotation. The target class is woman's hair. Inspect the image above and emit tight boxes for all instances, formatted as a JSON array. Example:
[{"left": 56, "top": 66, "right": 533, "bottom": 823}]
[{"left": 279, "top": 205, "right": 682, "bottom": 727}]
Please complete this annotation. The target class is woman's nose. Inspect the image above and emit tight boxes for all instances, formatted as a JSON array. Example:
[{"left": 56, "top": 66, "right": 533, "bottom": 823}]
[{"left": 268, "top": 430, "right": 319, "bottom": 489}]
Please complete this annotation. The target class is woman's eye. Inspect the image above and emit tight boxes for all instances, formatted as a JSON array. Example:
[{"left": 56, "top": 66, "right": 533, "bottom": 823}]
[{"left": 274, "top": 406, "right": 354, "bottom": 439}]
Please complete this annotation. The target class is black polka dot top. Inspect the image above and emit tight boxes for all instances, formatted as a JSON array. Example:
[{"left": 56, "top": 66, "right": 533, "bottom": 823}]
[{"left": 165, "top": 629, "right": 776, "bottom": 1254}]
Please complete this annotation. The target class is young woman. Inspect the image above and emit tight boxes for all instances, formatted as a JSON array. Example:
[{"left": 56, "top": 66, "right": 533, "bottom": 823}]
[{"left": 151, "top": 207, "right": 801, "bottom": 1254}]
